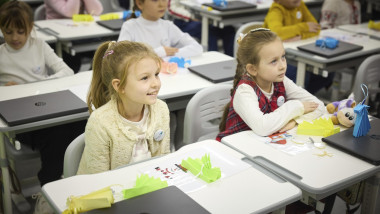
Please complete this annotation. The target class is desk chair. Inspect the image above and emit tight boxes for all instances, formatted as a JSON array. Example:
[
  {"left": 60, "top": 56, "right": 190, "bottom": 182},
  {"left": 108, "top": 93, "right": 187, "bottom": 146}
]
[
  {"left": 99, "top": 0, "right": 125, "bottom": 13},
  {"left": 34, "top": 4, "right": 46, "bottom": 21},
  {"left": 182, "top": 84, "right": 231, "bottom": 147},
  {"left": 63, "top": 133, "right": 85, "bottom": 178},
  {"left": 352, "top": 54, "right": 380, "bottom": 105},
  {"left": 233, "top": 21, "right": 264, "bottom": 57}
]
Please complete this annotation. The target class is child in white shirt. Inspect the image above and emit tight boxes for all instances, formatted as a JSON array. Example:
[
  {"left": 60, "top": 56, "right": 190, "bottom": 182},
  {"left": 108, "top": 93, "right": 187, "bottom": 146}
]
[
  {"left": 320, "top": 0, "right": 361, "bottom": 29},
  {"left": 0, "top": 1, "right": 73, "bottom": 85},
  {"left": 117, "top": 0, "right": 203, "bottom": 58}
]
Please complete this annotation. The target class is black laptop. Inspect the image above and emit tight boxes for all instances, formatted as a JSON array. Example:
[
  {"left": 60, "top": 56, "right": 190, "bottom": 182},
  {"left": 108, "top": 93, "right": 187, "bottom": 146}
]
[
  {"left": 85, "top": 186, "right": 210, "bottom": 214},
  {"left": 202, "top": 1, "right": 257, "bottom": 11},
  {"left": 96, "top": 19, "right": 124, "bottom": 31},
  {"left": 0, "top": 90, "right": 88, "bottom": 126},
  {"left": 297, "top": 40, "right": 363, "bottom": 58},
  {"left": 188, "top": 59, "right": 237, "bottom": 83},
  {"left": 322, "top": 118, "right": 380, "bottom": 165}
]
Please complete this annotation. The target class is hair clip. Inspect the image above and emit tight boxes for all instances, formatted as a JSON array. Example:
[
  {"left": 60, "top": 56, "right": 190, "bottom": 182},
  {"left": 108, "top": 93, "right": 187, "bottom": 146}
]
[
  {"left": 238, "top": 28, "right": 271, "bottom": 43},
  {"left": 103, "top": 50, "right": 114, "bottom": 58},
  {"left": 249, "top": 28, "right": 270, "bottom": 33}
]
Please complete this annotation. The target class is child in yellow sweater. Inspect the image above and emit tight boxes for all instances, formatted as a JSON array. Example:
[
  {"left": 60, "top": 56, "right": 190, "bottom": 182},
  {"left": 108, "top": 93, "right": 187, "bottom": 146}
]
[
  {"left": 263, "top": 0, "right": 320, "bottom": 42},
  {"left": 263, "top": 0, "right": 334, "bottom": 95}
]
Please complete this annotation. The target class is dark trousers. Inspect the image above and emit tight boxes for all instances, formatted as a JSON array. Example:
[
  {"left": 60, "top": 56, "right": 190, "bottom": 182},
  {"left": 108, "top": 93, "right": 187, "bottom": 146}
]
[
  {"left": 173, "top": 19, "right": 236, "bottom": 57},
  {"left": 16, "top": 120, "right": 86, "bottom": 186}
]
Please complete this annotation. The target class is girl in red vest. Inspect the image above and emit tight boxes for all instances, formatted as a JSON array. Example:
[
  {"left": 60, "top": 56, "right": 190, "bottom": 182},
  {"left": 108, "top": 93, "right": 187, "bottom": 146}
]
[{"left": 217, "top": 28, "right": 325, "bottom": 141}]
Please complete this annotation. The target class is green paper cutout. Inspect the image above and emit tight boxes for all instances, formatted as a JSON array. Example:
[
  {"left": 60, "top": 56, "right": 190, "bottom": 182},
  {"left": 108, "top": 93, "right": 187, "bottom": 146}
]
[
  {"left": 122, "top": 174, "right": 168, "bottom": 199},
  {"left": 181, "top": 153, "right": 221, "bottom": 183}
]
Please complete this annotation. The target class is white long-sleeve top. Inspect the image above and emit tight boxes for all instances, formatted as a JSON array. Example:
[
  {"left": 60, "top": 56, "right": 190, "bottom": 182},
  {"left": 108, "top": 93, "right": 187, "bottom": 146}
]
[
  {"left": 0, "top": 37, "right": 74, "bottom": 86},
  {"left": 320, "top": 0, "right": 361, "bottom": 29},
  {"left": 234, "top": 77, "right": 326, "bottom": 136},
  {"left": 168, "top": 0, "right": 195, "bottom": 21},
  {"left": 45, "top": 0, "right": 103, "bottom": 20},
  {"left": 118, "top": 16, "right": 203, "bottom": 58}
]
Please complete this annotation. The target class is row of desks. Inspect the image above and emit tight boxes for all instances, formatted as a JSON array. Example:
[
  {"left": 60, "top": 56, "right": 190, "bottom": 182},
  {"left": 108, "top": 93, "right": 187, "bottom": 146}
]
[
  {"left": 41, "top": 126, "right": 380, "bottom": 213},
  {"left": 0, "top": 51, "right": 232, "bottom": 214}
]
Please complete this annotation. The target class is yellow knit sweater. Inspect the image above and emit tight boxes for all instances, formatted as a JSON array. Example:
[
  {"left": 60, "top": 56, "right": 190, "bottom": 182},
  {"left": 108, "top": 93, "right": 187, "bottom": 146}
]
[{"left": 263, "top": 1, "right": 320, "bottom": 40}]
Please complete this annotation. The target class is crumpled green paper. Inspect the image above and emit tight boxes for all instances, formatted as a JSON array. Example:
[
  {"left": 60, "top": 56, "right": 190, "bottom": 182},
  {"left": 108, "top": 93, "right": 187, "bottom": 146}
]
[
  {"left": 181, "top": 153, "right": 221, "bottom": 183},
  {"left": 122, "top": 174, "right": 168, "bottom": 199}
]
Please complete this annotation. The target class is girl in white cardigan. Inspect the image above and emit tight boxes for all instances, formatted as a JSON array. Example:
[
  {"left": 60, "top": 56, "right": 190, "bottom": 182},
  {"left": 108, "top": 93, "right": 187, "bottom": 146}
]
[
  {"left": 77, "top": 41, "right": 171, "bottom": 175},
  {"left": 117, "top": 0, "right": 203, "bottom": 58}
]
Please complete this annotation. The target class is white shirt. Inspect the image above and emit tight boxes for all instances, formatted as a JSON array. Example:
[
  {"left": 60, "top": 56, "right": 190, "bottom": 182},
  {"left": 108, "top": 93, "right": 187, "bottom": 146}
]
[
  {"left": 118, "top": 16, "right": 203, "bottom": 58},
  {"left": 320, "top": 0, "right": 361, "bottom": 29},
  {"left": 0, "top": 36, "right": 73, "bottom": 85},
  {"left": 120, "top": 106, "right": 152, "bottom": 163},
  {"left": 234, "top": 77, "right": 326, "bottom": 136}
]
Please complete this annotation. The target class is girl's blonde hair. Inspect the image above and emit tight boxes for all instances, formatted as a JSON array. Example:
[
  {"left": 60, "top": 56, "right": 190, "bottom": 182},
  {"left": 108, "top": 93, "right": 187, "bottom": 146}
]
[
  {"left": 219, "top": 29, "right": 279, "bottom": 131},
  {"left": 88, "top": 40, "right": 161, "bottom": 113},
  {"left": 0, "top": 1, "right": 34, "bottom": 35}
]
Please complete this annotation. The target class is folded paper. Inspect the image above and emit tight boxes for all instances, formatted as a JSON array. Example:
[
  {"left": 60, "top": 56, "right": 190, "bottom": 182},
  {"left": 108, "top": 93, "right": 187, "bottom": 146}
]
[
  {"left": 72, "top": 14, "right": 94, "bottom": 22},
  {"left": 181, "top": 153, "right": 221, "bottom": 183},
  {"left": 123, "top": 174, "right": 168, "bottom": 199},
  {"left": 63, "top": 186, "right": 114, "bottom": 214},
  {"left": 297, "top": 117, "right": 340, "bottom": 137},
  {"left": 353, "top": 84, "right": 371, "bottom": 137}
]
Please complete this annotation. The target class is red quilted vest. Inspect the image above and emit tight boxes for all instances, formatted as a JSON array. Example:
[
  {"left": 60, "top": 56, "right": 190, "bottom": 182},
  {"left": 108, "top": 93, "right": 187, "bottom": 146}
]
[{"left": 216, "top": 74, "right": 286, "bottom": 141}]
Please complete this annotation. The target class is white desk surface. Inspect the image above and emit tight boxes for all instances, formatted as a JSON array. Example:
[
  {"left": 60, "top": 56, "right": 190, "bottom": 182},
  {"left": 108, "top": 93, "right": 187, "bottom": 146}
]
[
  {"left": 283, "top": 28, "right": 380, "bottom": 87},
  {"left": 284, "top": 28, "right": 380, "bottom": 63},
  {"left": 0, "top": 51, "right": 232, "bottom": 127},
  {"left": 34, "top": 19, "right": 119, "bottom": 41},
  {"left": 337, "top": 23, "right": 380, "bottom": 40},
  {"left": 221, "top": 131, "right": 380, "bottom": 199},
  {"left": 42, "top": 140, "right": 301, "bottom": 214}
]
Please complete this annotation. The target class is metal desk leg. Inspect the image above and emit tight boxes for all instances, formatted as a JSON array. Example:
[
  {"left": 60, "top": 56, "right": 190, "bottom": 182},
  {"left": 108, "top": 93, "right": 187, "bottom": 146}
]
[
  {"left": 201, "top": 16, "right": 209, "bottom": 51},
  {"left": 0, "top": 132, "right": 13, "bottom": 214},
  {"left": 296, "top": 61, "right": 306, "bottom": 88},
  {"left": 55, "top": 42, "right": 62, "bottom": 58},
  {"left": 361, "top": 172, "right": 380, "bottom": 214}
]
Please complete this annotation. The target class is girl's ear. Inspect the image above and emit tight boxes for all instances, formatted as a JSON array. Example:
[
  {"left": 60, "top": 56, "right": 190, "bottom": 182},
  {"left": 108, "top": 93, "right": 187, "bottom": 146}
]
[
  {"left": 135, "top": 0, "right": 144, "bottom": 10},
  {"left": 246, "top": 63, "right": 257, "bottom": 77},
  {"left": 111, "top": 79, "right": 123, "bottom": 93}
]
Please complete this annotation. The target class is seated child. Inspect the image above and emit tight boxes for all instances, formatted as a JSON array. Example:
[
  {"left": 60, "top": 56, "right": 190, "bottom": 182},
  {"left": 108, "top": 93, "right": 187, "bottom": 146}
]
[
  {"left": 77, "top": 40, "right": 171, "bottom": 174},
  {"left": 118, "top": 0, "right": 203, "bottom": 58}
]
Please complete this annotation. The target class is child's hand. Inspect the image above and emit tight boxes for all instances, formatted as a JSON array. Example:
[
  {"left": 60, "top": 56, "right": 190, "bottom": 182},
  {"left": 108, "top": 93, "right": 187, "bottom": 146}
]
[
  {"left": 279, "top": 119, "right": 296, "bottom": 133},
  {"left": 302, "top": 101, "right": 319, "bottom": 114},
  {"left": 164, "top": 47, "right": 179, "bottom": 56},
  {"left": 307, "top": 22, "right": 320, "bottom": 33},
  {"left": 5, "top": 81, "right": 18, "bottom": 86}
]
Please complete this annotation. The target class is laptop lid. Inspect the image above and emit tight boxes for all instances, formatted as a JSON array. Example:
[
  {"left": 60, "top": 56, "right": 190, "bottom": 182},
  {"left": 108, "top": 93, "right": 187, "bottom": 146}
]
[
  {"left": 96, "top": 19, "right": 124, "bottom": 31},
  {"left": 202, "top": 1, "right": 257, "bottom": 11},
  {"left": 0, "top": 90, "right": 88, "bottom": 126},
  {"left": 188, "top": 59, "right": 237, "bottom": 83},
  {"left": 85, "top": 186, "right": 210, "bottom": 214},
  {"left": 322, "top": 118, "right": 380, "bottom": 165},
  {"left": 297, "top": 40, "right": 363, "bottom": 58}
]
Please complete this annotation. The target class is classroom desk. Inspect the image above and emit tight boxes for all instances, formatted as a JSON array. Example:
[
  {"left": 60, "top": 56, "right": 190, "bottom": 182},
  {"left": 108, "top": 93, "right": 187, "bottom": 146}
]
[
  {"left": 284, "top": 28, "right": 380, "bottom": 88},
  {"left": 42, "top": 140, "right": 301, "bottom": 214},
  {"left": 221, "top": 130, "right": 380, "bottom": 213},
  {"left": 34, "top": 19, "right": 120, "bottom": 57},
  {"left": 0, "top": 51, "right": 232, "bottom": 214},
  {"left": 181, "top": 0, "right": 323, "bottom": 49},
  {"left": 338, "top": 22, "right": 380, "bottom": 40},
  {"left": 0, "top": 27, "right": 57, "bottom": 44}
]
